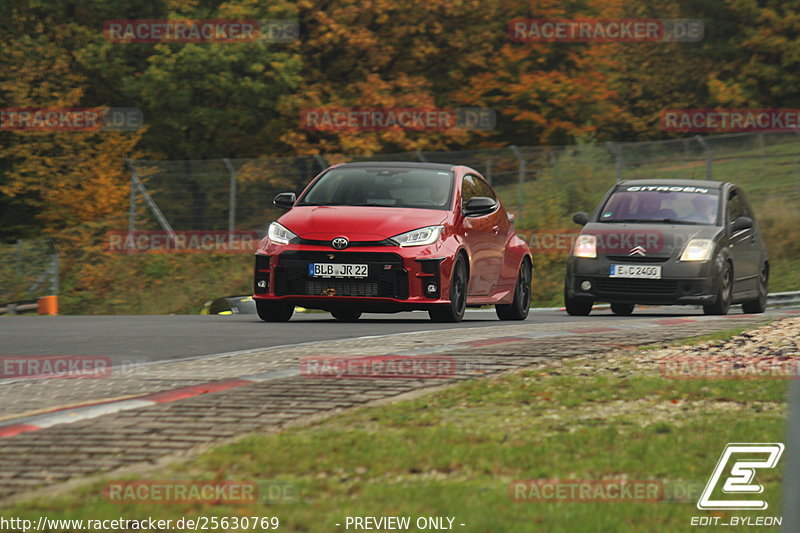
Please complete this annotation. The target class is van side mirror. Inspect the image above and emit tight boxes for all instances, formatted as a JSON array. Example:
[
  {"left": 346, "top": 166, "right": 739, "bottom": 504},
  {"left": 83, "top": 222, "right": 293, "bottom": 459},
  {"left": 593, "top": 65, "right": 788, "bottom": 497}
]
[
  {"left": 572, "top": 212, "right": 589, "bottom": 226},
  {"left": 731, "top": 216, "right": 753, "bottom": 233}
]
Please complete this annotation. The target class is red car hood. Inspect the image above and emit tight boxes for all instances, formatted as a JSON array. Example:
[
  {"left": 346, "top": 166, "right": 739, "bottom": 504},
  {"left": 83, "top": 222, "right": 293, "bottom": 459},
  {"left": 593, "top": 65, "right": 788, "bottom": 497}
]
[{"left": 278, "top": 206, "right": 449, "bottom": 241}]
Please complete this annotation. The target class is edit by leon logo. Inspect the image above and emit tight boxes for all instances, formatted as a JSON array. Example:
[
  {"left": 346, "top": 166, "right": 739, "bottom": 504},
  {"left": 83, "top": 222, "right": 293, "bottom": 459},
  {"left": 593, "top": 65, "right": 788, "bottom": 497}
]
[{"left": 697, "top": 443, "right": 784, "bottom": 510}]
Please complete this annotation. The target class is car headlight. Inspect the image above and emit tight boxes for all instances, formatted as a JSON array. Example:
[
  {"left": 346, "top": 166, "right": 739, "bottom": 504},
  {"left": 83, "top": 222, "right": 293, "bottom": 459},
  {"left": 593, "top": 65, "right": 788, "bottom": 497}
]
[
  {"left": 573, "top": 235, "right": 596, "bottom": 258},
  {"left": 680, "top": 239, "right": 713, "bottom": 261},
  {"left": 390, "top": 225, "right": 443, "bottom": 247},
  {"left": 268, "top": 222, "right": 297, "bottom": 245}
]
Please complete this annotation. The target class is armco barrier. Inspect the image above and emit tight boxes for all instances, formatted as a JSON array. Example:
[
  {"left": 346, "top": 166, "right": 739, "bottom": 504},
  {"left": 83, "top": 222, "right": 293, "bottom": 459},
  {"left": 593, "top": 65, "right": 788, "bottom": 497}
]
[
  {"left": 767, "top": 290, "right": 800, "bottom": 308},
  {"left": 0, "top": 296, "right": 58, "bottom": 315}
]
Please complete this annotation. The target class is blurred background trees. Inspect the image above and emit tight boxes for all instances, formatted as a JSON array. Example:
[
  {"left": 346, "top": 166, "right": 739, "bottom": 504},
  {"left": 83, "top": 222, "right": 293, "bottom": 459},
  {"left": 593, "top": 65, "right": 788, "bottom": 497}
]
[{"left": 1, "top": 0, "right": 798, "bottom": 240}]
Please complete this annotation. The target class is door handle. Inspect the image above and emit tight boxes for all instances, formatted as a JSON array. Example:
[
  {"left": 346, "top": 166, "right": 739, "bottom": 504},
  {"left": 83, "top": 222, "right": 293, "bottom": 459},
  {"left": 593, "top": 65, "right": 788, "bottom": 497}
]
[{"left": 492, "top": 225, "right": 500, "bottom": 234}]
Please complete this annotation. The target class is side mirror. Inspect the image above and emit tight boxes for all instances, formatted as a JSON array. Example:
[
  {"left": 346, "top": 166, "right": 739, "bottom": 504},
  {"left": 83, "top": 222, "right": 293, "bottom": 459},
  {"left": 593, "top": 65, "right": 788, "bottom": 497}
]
[
  {"left": 273, "top": 192, "right": 296, "bottom": 210},
  {"left": 572, "top": 212, "right": 589, "bottom": 226},
  {"left": 731, "top": 216, "right": 753, "bottom": 233},
  {"left": 463, "top": 196, "right": 497, "bottom": 216}
]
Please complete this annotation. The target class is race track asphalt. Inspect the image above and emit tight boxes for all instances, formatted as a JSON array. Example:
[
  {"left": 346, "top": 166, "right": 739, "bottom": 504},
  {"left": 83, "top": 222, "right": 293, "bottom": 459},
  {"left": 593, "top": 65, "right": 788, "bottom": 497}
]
[{"left": 0, "top": 307, "right": 722, "bottom": 365}]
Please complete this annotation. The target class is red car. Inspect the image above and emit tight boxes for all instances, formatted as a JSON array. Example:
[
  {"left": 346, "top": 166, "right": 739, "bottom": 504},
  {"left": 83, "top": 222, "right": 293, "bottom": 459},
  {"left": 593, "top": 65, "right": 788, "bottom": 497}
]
[{"left": 253, "top": 162, "right": 532, "bottom": 322}]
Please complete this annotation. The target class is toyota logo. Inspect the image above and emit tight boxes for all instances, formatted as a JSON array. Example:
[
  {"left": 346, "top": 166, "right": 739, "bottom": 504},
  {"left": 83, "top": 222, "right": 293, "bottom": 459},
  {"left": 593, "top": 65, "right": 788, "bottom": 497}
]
[{"left": 331, "top": 237, "right": 349, "bottom": 250}]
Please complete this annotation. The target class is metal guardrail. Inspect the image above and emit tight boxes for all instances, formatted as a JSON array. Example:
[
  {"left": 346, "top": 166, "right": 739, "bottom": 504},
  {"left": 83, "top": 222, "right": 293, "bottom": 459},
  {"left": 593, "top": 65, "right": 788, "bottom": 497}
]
[
  {"left": 767, "top": 291, "right": 800, "bottom": 308},
  {"left": 0, "top": 299, "right": 39, "bottom": 315}
]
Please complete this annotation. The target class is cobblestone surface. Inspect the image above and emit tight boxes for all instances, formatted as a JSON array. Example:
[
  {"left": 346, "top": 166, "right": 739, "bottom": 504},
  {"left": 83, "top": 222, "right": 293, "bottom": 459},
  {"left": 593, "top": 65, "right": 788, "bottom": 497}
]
[{"left": 0, "top": 311, "right": 794, "bottom": 503}]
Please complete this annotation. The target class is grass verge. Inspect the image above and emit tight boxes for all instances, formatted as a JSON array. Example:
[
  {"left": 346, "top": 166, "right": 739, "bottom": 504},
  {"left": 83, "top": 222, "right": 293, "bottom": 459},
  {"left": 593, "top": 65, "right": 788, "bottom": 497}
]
[{"left": 3, "top": 343, "right": 788, "bottom": 532}]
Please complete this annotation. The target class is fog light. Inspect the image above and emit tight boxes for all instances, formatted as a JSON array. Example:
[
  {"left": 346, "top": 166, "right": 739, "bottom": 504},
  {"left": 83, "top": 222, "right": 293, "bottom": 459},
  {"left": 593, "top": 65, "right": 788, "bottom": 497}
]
[
  {"left": 426, "top": 283, "right": 437, "bottom": 294},
  {"left": 257, "top": 280, "right": 267, "bottom": 288},
  {"left": 581, "top": 280, "right": 592, "bottom": 291}
]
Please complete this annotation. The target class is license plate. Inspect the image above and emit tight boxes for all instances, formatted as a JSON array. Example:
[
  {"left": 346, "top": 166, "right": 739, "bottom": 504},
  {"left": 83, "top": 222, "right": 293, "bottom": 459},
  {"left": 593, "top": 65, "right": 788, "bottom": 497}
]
[
  {"left": 309, "top": 263, "right": 368, "bottom": 278},
  {"left": 610, "top": 264, "right": 662, "bottom": 279}
]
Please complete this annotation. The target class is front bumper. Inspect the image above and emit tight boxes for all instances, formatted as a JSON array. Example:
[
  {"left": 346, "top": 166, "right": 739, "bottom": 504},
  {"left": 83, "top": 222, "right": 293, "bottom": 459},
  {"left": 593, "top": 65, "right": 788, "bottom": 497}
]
[
  {"left": 253, "top": 245, "right": 454, "bottom": 312},
  {"left": 565, "top": 255, "right": 718, "bottom": 305}
]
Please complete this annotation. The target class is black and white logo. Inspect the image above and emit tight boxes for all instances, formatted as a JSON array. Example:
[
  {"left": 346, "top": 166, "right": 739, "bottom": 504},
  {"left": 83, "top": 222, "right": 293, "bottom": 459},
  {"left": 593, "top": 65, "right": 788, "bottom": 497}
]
[
  {"left": 331, "top": 237, "right": 349, "bottom": 250},
  {"left": 629, "top": 246, "right": 646, "bottom": 256}
]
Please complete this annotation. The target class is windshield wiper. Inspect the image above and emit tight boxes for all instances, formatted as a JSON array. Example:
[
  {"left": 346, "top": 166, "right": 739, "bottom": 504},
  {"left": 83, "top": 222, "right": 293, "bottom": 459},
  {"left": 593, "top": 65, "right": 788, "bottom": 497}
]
[
  {"left": 602, "top": 218, "right": 699, "bottom": 225},
  {"left": 655, "top": 218, "right": 701, "bottom": 225}
]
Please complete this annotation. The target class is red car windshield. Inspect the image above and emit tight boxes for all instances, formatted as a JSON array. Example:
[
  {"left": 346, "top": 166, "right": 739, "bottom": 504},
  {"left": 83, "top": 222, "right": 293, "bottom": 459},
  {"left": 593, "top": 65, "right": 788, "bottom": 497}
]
[
  {"left": 599, "top": 187, "right": 721, "bottom": 225},
  {"left": 298, "top": 167, "right": 454, "bottom": 210}
]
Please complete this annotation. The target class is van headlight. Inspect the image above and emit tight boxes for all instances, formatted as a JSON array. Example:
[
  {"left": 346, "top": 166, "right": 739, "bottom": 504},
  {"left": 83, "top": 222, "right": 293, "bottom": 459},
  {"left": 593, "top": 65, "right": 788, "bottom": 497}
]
[
  {"left": 573, "top": 235, "right": 597, "bottom": 258},
  {"left": 390, "top": 226, "right": 443, "bottom": 247},
  {"left": 268, "top": 222, "right": 297, "bottom": 245},
  {"left": 680, "top": 239, "right": 713, "bottom": 261}
]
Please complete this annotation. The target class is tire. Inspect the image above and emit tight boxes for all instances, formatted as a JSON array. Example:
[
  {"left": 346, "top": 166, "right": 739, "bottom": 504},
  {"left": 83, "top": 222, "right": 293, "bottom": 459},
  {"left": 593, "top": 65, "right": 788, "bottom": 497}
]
[
  {"left": 610, "top": 303, "right": 635, "bottom": 316},
  {"left": 742, "top": 264, "right": 768, "bottom": 314},
  {"left": 331, "top": 310, "right": 362, "bottom": 321},
  {"left": 564, "top": 289, "right": 593, "bottom": 316},
  {"left": 703, "top": 262, "right": 732, "bottom": 315},
  {"left": 256, "top": 300, "right": 294, "bottom": 322},
  {"left": 429, "top": 256, "right": 468, "bottom": 322},
  {"left": 496, "top": 259, "right": 532, "bottom": 320}
]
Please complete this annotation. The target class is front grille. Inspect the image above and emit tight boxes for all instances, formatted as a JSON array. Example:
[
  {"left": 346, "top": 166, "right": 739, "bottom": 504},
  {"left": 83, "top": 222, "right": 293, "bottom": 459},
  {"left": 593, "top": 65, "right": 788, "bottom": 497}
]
[
  {"left": 275, "top": 251, "right": 408, "bottom": 299},
  {"left": 279, "top": 251, "right": 401, "bottom": 263},
  {"left": 594, "top": 278, "right": 678, "bottom": 295},
  {"left": 606, "top": 255, "right": 670, "bottom": 263},
  {"left": 304, "top": 280, "right": 379, "bottom": 297},
  {"left": 294, "top": 238, "right": 394, "bottom": 247}
]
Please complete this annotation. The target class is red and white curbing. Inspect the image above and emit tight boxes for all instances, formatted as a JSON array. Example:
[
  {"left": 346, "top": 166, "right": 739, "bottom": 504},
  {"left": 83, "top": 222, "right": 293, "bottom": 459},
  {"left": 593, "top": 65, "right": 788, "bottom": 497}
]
[{"left": 1, "top": 310, "right": 797, "bottom": 439}]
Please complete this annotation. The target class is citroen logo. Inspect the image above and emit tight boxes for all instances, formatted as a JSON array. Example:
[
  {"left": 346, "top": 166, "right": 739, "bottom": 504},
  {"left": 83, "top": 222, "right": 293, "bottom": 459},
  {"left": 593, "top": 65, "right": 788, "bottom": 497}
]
[
  {"left": 629, "top": 246, "right": 646, "bottom": 257},
  {"left": 331, "top": 237, "right": 349, "bottom": 250}
]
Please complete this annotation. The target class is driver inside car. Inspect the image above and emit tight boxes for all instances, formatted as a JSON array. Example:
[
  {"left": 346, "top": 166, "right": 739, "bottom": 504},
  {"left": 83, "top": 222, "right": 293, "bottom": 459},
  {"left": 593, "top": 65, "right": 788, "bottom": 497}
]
[{"left": 688, "top": 195, "right": 717, "bottom": 224}]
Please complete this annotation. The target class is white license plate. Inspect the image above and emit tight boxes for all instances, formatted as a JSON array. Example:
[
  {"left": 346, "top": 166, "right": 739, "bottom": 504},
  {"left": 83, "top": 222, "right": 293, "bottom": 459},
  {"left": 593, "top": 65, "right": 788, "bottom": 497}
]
[
  {"left": 309, "top": 263, "right": 368, "bottom": 278},
  {"left": 610, "top": 264, "right": 662, "bottom": 279}
]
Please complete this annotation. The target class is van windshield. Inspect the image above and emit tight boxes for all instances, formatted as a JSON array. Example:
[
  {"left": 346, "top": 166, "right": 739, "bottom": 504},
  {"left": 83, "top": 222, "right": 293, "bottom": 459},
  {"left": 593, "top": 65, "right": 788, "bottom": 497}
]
[{"left": 599, "top": 185, "right": 720, "bottom": 225}]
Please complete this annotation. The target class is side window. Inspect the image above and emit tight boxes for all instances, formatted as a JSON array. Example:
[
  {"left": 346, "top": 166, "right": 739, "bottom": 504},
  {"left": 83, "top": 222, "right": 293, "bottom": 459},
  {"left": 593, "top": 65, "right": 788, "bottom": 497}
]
[
  {"left": 474, "top": 177, "right": 497, "bottom": 201},
  {"left": 727, "top": 191, "right": 744, "bottom": 224},
  {"left": 461, "top": 175, "right": 479, "bottom": 206},
  {"left": 738, "top": 190, "right": 754, "bottom": 219}
]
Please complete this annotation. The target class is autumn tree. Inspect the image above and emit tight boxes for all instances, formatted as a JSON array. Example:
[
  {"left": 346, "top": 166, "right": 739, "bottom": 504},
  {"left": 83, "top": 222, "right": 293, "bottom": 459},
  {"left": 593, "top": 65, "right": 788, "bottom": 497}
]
[{"left": 0, "top": 32, "right": 142, "bottom": 239}]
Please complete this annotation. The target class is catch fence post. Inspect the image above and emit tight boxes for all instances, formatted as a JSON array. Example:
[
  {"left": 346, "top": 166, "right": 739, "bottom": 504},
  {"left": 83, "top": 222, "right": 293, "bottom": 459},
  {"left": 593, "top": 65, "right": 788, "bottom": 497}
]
[
  {"left": 606, "top": 141, "right": 623, "bottom": 182},
  {"left": 510, "top": 145, "right": 526, "bottom": 216},
  {"left": 223, "top": 158, "right": 237, "bottom": 239},
  {"left": 695, "top": 135, "right": 713, "bottom": 180}
]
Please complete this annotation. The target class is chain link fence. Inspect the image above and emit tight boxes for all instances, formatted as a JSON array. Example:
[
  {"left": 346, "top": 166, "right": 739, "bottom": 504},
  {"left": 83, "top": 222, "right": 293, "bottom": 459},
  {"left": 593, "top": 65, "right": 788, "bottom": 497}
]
[
  {"left": 2, "top": 131, "right": 797, "bottom": 312},
  {"left": 125, "top": 131, "right": 800, "bottom": 234},
  {"left": 0, "top": 239, "right": 59, "bottom": 307}
]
